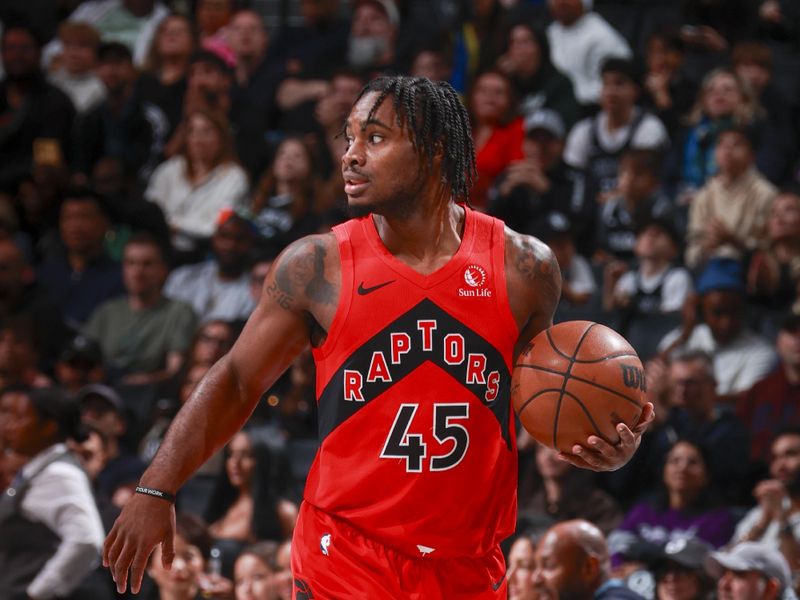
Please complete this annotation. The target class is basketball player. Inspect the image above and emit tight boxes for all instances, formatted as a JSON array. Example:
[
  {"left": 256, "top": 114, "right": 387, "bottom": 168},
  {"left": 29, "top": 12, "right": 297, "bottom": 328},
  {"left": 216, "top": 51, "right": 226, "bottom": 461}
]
[{"left": 104, "top": 76, "right": 654, "bottom": 598}]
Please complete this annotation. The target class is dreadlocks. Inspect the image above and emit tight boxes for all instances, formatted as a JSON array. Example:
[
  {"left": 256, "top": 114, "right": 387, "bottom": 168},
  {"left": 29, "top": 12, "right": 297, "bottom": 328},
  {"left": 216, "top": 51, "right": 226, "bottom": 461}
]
[{"left": 353, "top": 76, "right": 477, "bottom": 205}]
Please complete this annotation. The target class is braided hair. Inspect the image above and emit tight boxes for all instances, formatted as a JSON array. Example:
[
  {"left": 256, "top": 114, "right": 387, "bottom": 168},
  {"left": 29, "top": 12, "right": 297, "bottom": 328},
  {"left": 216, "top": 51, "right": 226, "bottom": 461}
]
[{"left": 354, "top": 76, "right": 477, "bottom": 205}]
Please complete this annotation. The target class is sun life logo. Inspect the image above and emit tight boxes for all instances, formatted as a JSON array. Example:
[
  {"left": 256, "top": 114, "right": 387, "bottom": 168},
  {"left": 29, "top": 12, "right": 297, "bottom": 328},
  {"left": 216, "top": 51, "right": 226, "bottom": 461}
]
[{"left": 464, "top": 265, "right": 486, "bottom": 288}]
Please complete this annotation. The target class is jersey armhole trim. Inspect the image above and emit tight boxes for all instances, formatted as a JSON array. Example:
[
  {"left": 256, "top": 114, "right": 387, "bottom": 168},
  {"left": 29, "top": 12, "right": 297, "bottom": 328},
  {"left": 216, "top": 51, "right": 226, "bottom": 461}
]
[{"left": 312, "top": 224, "right": 354, "bottom": 362}]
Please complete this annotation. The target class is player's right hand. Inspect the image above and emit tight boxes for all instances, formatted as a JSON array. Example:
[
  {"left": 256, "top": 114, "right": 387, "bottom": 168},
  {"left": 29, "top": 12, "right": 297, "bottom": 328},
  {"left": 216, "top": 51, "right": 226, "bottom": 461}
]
[{"left": 103, "top": 493, "right": 176, "bottom": 594}]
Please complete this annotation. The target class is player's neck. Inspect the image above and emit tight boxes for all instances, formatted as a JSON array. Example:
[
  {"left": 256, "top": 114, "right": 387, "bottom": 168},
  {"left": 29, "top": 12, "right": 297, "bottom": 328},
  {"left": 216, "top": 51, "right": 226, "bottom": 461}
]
[{"left": 373, "top": 199, "right": 466, "bottom": 272}]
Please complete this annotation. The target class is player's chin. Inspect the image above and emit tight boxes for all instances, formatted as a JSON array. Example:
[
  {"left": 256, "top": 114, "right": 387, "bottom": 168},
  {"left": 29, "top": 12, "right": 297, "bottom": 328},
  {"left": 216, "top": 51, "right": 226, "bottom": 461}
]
[{"left": 346, "top": 194, "right": 377, "bottom": 218}]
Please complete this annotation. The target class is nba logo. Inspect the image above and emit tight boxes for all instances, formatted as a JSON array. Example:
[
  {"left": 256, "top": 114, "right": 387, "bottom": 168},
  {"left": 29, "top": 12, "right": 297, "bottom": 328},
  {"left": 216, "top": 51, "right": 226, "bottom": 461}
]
[{"left": 320, "top": 534, "right": 331, "bottom": 556}]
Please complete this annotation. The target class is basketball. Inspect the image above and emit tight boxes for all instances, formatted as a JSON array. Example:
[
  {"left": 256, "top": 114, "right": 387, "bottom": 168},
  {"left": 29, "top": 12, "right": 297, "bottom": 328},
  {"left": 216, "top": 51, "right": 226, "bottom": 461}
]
[{"left": 512, "top": 321, "right": 646, "bottom": 453}]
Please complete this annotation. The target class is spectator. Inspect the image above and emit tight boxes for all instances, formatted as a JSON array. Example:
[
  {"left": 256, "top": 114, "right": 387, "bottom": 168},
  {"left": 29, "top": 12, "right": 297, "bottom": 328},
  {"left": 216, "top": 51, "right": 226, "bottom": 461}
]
[
  {"left": 164, "top": 212, "right": 255, "bottom": 324},
  {"left": 48, "top": 21, "right": 106, "bottom": 113},
  {"left": 346, "top": 0, "right": 401, "bottom": 74},
  {"left": 0, "top": 316, "right": 51, "bottom": 389},
  {"left": 640, "top": 30, "right": 696, "bottom": 136},
  {"left": 706, "top": 542, "right": 795, "bottom": 600},
  {"left": 609, "top": 438, "right": 737, "bottom": 569},
  {"left": 145, "top": 108, "right": 249, "bottom": 257},
  {"left": 250, "top": 136, "right": 323, "bottom": 253},
  {"left": 53, "top": 334, "right": 105, "bottom": 394},
  {"left": 139, "top": 14, "right": 196, "bottom": 138},
  {"left": 469, "top": 69, "right": 524, "bottom": 207},
  {"left": 73, "top": 42, "right": 167, "bottom": 182},
  {"left": 533, "top": 519, "right": 645, "bottom": 600},
  {"left": 489, "top": 109, "right": 591, "bottom": 251},
  {"left": 272, "top": 540, "right": 292, "bottom": 600},
  {"left": 249, "top": 252, "right": 275, "bottom": 304},
  {"left": 731, "top": 41, "right": 795, "bottom": 183},
  {"left": 44, "top": 0, "right": 169, "bottom": 69},
  {"left": 233, "top": 541, "right": 279, "bottom": 600},
  {"left": 83, "top": 232, "right": 196, "bottom": 385},
  {"left": 603, "top": 219, "right": 691, "bottom": 341},
  {"left": 205, "top": 429, "right": 298, "bottom": 543},
  {"left": 737, "top": 315, "right": 800, "bottom": 462},
  {"left": 229, "top": 10, "right": 282, "bottom": 179},
  {"left": 660, "top": 259, "right": 778, "bottom": 397},
  {"left": 564, "top": 59, "right": 669, "bottom": 203},
  {"left": 409, "top": 44, "right": 452, "bottom": 83},
  {"left": 745, "top": 190, "right": 800, "bottom": 314},
  {"left": 733, "top": 428, "right": 800, "bottom": 564},
  {"left": 648, "top": 538, "right": 715, "bottom": 600},
  {"left": 596, "top": 150, "right": 676, "bottom": 262},
  {"left": 189, "top": 320, "right": 236, "bottom": 368},
  {"left": 685, "top": 126, "right": 777, "bottom": 271},
  {"left": 0, "top": 386, "right": 104, "bottom": 600},
  {"left": 645, "top": 350, "right": 751, "bottom": 502},
  {"left": 0, "top": 21, "right": 76, "bottom": 193},
  {"left": 673, "top": 68, "right": 761, "bottom": 196},
  {"left": 196, "top": 0, "right": 234, "bottom": 51},
  {"left": 508, "top": 531, "right": 540, "bottom": 600},
  {"left": 546, "top": 0, "right": 632, "bottom": 107},
  {"left": 496, "top": 21, "right": 580, "bottom": 128},
  {"left": 519, "top": 442, "right": 623, "bottom": 535},
  {"left": 757, "top": 0, "right": 800, "bottom": 44}
]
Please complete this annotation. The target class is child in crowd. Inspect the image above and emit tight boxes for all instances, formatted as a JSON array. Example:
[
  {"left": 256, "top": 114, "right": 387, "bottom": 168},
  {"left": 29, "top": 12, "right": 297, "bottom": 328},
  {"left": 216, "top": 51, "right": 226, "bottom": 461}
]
[
  {"left": 685, "top": 126, "right": 777, "bottom": 270},
  {"left": 48, "top": 22, "right": 106, "bottom": 113},
  {"left": 596, "top": 149, "right": 675, "bottom": 262},
  {"left": 539, "top": 211, "right": 596, "bottom": 307}
]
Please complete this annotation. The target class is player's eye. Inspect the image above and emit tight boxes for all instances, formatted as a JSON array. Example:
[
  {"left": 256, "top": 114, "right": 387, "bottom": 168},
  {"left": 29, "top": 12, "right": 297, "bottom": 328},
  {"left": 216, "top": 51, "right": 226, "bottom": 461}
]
[{"left": 369, "top": 133, "right": 383, "bottom": 143}]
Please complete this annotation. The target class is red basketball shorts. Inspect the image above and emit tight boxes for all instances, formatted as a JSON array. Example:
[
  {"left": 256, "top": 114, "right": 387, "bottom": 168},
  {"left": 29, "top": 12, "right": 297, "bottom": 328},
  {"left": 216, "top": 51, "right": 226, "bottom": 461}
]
[{"left": 290, "top": 502, "right": 508, "bottom": 599}]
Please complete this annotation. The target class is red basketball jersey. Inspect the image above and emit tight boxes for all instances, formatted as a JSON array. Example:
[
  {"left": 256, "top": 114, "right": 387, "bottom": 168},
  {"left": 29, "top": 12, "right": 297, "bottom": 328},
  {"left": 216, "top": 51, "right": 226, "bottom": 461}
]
[{"left": 306, "top": 207, "right": 520, "bottom": 559}]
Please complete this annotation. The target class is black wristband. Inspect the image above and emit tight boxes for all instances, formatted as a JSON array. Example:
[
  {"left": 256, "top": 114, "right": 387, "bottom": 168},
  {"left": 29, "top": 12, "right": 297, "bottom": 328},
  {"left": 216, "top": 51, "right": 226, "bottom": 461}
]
[{"left": 135, "top": 486, "right": 176, "bottom": 503}]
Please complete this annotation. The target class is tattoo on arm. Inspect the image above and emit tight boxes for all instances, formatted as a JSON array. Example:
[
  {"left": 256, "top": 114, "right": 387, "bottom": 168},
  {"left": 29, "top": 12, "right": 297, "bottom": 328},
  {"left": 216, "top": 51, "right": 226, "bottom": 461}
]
[
  {"left": 273, "top": 238, "right": 336, "bottom": 310},
  {"left": 514, "top": 236, "right": 562, "bottom": 307}
]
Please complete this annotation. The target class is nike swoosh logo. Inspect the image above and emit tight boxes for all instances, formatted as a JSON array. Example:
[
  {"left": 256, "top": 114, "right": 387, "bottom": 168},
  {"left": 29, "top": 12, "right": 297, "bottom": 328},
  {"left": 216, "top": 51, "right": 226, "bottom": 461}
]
[
  {"left": 357, "top": 280, "right": 395, "bottom": 295},
  {"left": 491, "top": 573, "right": 506, "bottom": 591}
]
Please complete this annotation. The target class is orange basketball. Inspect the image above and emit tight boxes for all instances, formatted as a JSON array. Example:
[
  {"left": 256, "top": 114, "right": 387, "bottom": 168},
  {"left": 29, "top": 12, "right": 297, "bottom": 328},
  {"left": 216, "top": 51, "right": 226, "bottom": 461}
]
[{"left": 511, "top": 321, "right": 646, "bottom": 453}]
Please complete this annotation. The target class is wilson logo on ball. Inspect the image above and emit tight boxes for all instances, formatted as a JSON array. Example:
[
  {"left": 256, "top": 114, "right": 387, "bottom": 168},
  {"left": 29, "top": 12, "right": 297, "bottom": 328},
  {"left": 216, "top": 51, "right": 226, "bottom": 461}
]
[
  {"left": 463, "top": 265, "right": 486, "bottom": 288},
  {"left": 620, "top": 364, "right": 647, "bottom": 392}
]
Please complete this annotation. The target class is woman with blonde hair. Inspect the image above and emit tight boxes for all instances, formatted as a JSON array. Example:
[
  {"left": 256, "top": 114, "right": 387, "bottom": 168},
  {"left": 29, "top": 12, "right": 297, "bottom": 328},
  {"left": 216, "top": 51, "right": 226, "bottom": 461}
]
[{"left": 145, "top": 108, "right": 249, "bottom": 257}]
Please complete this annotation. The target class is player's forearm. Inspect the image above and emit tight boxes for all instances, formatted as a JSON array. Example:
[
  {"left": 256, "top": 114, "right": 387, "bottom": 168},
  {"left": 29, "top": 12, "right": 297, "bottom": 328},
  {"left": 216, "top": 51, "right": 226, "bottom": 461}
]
[{"left": 138, "top": 355, "right": 258, "bottom": 493}]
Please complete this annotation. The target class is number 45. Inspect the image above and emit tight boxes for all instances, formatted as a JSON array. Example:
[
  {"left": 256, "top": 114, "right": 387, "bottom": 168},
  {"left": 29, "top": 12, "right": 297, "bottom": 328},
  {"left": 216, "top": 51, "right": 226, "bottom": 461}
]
[{"left": 380, "top": 403, "right": 470, "bottom": 473}]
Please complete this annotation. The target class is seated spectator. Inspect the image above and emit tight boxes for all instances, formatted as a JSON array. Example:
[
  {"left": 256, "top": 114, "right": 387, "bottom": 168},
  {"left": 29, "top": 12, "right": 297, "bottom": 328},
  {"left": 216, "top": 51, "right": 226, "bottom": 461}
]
[
  {"left": 42, "top": 0, "right": 169, "bottom": 68},
  {"left": 732, "top": 428, "right": 800, "bottom": 559},
  {"left": 0, "top": 386, "right": 104, "bottom": 600},
  {"left": 604, "top": 219, "right": 691, "bottom": 339},
  {"left": 37, "top": 187, "right": 125, "bottom": 329},
  {"left": 250, "top": 137, "right": 323, "bottom": 253},
  {"left": 596, "top": 150, "right": 676, "bottom": 262},
  {"left": 609, "top": 438, "right": 737, "bottom": 569},
  {"left": 533, "top": 519, "right": 645, "bottom": 600},
  {"left": 496, "top": 21, "right": 580, "bottom": 128},
  {"left": 196, "top": 0, "right": 234, "bottom": 52},
  {"left": 519, "top": 442, "right": 622, "bottom": 535},
  {"left": 737, "top": 315, "right": 800, "bottom": 462},
  {"left": 139, "top": 14, "right": 196, "bottom": 138},
  {"left": 469, "top": 69, "right": 524, "bottom": 207},
  {"left": 507, "top": 531, "right": 540, "bottom": 600},
  {"left": 145, "top": 108, "right": 249, "bottom": 257},
  {"left": 346, "top": 0, "right": 402, "bottom": 75},
  {"left": 272, "top": 540, "right": 292, "bottom": 600},
  {"left": 189, "top": 320, "right": 236, "bottom": 368},
  {"left": 74, "top": 42, "right": 167, "bottom": 183},
  {"left": 233, "top": 541, "right": 279, "bottom": 600},
  {"left": 489, "top": 109, "right": 591, "bottom": 252},
  {"left": 77, "top": 383, "right": 146, "bottom": 499},
  {"left": 671, "top": 68, "right": 763, "bottom": 198},
  {"left": 538, "top": 212, "right": 597, "bottom": 308},
  {"left": 249, "top": 251, "right": 275, "bottom": 304},
  {"left": 685, "top": 126, "right": 777, "bottom": 270},
  {"left": 545, "top": 0, "right": 632, "bottom": 107},
  {"left": 745, "top": 190, "right": 800, "bottom": 313},
  {"left": 564, "top": 59, "right": 669, "bottom": 204},
  {"left": 164, "top": 212, "right": 256, "bottom": 324},
  {"left": 660, "top": 259, "right": 777, "bottom": 397},
  {"left": 706, "top": 542, "right": 794, "bottom": 600},
  {"left": 409, "top": 44, "right": 452, "bottom": 83},
  {"left": 206, "top": 429, "right": 298, "bottom": 544},
  {"left": 53, "top": 334, "right": 106, "bottom": 394},
  {"left": 84, "top": 233, "right": 197, "bottom": 385},
  {"left": 48, "top": 22, "right": 106, "bottom": 113},
  {"left": 732, "top": 41, "right": 795, "bottom": 183},
  {"left": 640, "top": 29, "right": 696, "bottom": 136},
  {"left": 0, "top": 21, "right": 76, "bottom": 193},
  {"left": 0, "top": 316, "right": 52, "bottom": 389},
  {"left": 647, "top": 538, "right": 715, "bottom": 600}
]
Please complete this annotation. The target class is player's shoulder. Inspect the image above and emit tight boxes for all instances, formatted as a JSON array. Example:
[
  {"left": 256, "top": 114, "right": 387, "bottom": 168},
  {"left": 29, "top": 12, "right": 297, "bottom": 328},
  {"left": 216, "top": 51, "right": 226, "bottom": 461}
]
[
  {"left": 270, "top": 232, "right": 341, "bottom": 310},
  {"left": 503, "top": 225, "right": 561, "bottom": 307}
]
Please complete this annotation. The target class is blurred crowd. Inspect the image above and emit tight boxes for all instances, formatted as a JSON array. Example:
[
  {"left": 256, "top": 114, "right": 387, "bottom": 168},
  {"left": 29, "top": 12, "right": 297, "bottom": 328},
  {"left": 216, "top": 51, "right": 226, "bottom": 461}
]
[{"left": 0, "top": 0, "right": 799, "bottom": 599}]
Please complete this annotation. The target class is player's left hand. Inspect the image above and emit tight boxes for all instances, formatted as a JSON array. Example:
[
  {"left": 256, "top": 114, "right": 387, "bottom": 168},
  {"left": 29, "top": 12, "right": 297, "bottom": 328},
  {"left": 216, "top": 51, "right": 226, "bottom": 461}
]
[{"left": 557, "top": 402, "right": 655, "bottom": 471}]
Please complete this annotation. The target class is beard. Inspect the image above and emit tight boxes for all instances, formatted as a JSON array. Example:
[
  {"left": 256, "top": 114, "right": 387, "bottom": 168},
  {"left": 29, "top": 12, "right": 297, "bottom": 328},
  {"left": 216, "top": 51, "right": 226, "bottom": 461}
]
[{"left": 346, "top": 167, "right": 429, "bottom": 220}]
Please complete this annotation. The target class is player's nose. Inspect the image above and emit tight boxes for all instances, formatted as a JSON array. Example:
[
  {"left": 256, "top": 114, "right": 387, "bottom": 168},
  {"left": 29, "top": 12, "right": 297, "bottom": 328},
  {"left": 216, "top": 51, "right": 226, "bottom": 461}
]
[{"left": 342, "top": 138, "right": 366, "bottom": 168}]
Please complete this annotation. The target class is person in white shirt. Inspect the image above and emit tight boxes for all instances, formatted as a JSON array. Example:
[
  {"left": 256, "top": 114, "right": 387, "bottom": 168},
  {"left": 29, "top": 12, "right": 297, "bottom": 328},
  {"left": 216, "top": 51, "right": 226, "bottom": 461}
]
[
  {"left": 0, "top": 386, "right": 105, "bottom": 600},
  {"left": 546, "top": 0, "right": 632, "bottom": 106}
]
